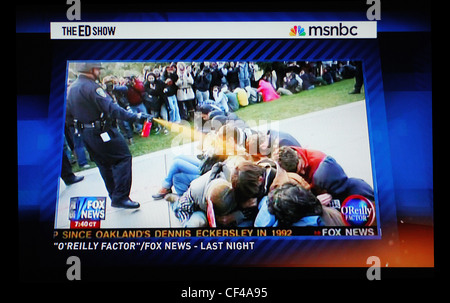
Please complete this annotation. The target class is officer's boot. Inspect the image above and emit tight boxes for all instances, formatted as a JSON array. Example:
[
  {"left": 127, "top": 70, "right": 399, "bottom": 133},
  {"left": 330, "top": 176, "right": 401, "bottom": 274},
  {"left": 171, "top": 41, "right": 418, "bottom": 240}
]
[{"left": 111, "top": 198, "right": 140, "bottom": 208}]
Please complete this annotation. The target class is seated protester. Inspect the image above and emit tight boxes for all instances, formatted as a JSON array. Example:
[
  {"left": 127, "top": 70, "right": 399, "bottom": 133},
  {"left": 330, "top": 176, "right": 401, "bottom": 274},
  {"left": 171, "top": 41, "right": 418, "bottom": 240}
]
[
  {"left": 151, "top": 154, "right": 202, "bottom": 200},
  {"left": 277, "top": 71, "right": 302, "bottom": 95},
  {"left": 342, "top": 178, "right": 374, "bottom": 201},
  {"left": 205, "top": 179, "right": 236, "bottom": 227},
  {"left": 182, "top": 179, "right": 236, "bottom": 228},
  {"left": 257, "top": 79, "right": 280, "bottom": 102},
  {"left": 197, "top": 104, "right": 244, "bottom": 127},
  {"left": 315, "top": 176, "right": 375, "bottom": 206},
  {"left": 256, "top": 183, "right": 345, "bottom": 227},
  {"left": 234, "top": 87, "right": 249, "bottom": 107},
  {"left": 254, "top": 164, "right": 343, "bottom": 227},
  {"left": 274, "top": 146, "right": 374, "bottom": 205},
  {"left": 246, "top": 133, "right": 271, "bottom": 161},
  {"left": 230, "top": 159, "right": 277, "bottom": 205},
  {"left": 206, "top": 125, "right": 255, "bottom": 169},
  {"left": 267, "top": 129, "right": 301, "bottom": 148},
  {"left": 322, "top": 66, "right": 334, "bottom": 85},
  {"left": 214, "top": 123, "right": 248, "bottom": 157},
  {"left": 224, "top": 91, "right": 240, "bottom": 112},
  {"left": 218, "top": 160, "right": 277, "bottom": 227},
  {"left": 170, "top": 162, "right": 235, "bottom": 227},
  {"left": 212, "top": 85, "right": 229, "bottom": 112},
  {"left": 245, "top": 86, "right": 260, "bottom": 104},
  {"left": 246, "top": 130, "right": 301, "bottom": 161},
  {"left": 211, "top": 114, "right": 248, "bottom": 132},
  {"left": 198, "top": 104, "right": 224, "bottom": 121},
  {"left": 196, "top": 104, "right": 228, "bottom": 134},
  {"left": 299, "top": 69, "right": 316, "bottom": 90},
  {"left": 273, "top": 146, "right": 348, "bottom": 198},
  {"left": 197, "top": 124, "right": 249, "bottom": 175}
]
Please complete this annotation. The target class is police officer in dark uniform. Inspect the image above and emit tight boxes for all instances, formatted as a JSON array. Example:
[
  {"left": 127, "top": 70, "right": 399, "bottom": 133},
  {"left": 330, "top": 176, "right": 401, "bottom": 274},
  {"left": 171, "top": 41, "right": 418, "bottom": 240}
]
[{"left": 66, "top": 62, "right": 151, "bottom": 209}]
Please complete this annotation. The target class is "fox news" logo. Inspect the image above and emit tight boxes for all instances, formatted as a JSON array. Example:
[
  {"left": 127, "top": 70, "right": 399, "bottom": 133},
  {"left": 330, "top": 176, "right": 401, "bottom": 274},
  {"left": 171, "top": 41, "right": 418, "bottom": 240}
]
[{"left": 69, "top": 196, "right": 106, "bottom": 220}]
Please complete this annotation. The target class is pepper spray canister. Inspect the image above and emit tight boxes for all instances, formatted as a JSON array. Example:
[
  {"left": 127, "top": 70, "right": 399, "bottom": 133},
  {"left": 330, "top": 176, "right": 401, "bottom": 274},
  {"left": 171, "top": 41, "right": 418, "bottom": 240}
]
[{"left": 141, "top": 118, "right": 152, "bottom": 137}]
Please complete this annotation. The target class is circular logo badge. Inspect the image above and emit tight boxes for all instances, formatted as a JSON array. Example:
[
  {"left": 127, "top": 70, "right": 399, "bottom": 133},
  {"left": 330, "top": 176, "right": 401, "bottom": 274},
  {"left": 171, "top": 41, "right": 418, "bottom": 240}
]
[{"left": 340, "top": 195, "right": 375, "bottom": 226}]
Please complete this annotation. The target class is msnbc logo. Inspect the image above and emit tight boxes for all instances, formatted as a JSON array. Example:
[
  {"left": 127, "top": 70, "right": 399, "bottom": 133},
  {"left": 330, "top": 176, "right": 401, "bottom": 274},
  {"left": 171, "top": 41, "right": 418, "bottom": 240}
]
[{"left": 289, "top": 25, "right": 306, "bottom": 37}]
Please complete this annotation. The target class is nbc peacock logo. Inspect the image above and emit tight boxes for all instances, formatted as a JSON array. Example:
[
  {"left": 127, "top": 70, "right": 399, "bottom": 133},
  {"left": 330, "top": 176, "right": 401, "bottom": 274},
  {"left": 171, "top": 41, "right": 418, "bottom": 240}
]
[{"left": 289, "top": 25, "right": 306, "bottom": 37}]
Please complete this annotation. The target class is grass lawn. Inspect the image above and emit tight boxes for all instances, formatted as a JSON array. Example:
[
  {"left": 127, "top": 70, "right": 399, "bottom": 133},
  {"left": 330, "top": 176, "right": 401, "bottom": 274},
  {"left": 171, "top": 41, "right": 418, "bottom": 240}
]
[
  {"left": 72, "top": 78, "right": 363, "bottom": 172},
  {"left": 236, "top": 78, "right": 364, "bottom": 122}
]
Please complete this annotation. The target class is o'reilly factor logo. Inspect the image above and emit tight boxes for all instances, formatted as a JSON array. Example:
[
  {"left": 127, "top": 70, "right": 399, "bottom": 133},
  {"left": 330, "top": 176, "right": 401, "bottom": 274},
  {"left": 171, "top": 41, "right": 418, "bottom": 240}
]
[
  {"left": 340, "top": 195, "right": 376, "bottom": 226},
  {"left": 289, "top": 22, "right": 376, "bottom": 38}
]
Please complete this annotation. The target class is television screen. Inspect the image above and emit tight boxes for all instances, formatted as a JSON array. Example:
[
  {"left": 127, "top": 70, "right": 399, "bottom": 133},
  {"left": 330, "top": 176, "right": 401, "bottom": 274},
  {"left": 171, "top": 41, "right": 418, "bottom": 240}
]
[
  {"left": 17, "top": 0, "right": 434, "bottom": 286},
  {"left": 55, "top": 59, "right": 378, "bottom": 237}
]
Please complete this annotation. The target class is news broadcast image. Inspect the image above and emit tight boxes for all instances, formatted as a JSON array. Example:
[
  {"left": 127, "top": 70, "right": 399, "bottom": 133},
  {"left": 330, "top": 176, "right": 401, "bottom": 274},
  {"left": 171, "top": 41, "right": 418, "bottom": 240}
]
[{"left": 17, "top": 0, "right": 434, "bottom": 285}]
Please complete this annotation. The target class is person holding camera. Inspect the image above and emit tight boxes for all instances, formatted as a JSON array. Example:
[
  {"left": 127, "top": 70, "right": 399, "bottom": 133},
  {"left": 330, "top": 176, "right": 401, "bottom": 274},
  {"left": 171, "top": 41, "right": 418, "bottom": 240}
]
[
  {"left": 103, "top": 75, "right": 134, "bottom": 144},
  {"left": 143, "top": 72, "right": 166, "bottom": 134},
  {"left": 195, "top": 62, "right": 212, "bottom": 105},
  {"left": 125, "top": 73, "right": 147, "bottom": 133},
  {"left": 162, "top": 64, "right": 181, "bottom": 123},
  {"left": 176, "top": 62, "right": 196, "bottom": 121}
]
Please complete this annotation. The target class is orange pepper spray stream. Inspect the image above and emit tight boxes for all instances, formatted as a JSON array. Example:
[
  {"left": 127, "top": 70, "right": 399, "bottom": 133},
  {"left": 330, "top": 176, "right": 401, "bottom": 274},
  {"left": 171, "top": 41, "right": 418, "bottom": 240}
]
[
  {"left": 152, "top": 118, "right": 246, "bottom": 156},
  {"left": 152, "top": 118, "right": 204, "bottom": 142}
]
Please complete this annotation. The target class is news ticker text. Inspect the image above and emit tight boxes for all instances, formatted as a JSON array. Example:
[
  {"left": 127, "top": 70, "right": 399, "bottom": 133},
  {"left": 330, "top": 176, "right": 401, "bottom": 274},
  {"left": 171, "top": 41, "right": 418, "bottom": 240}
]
[{"left": 54, "top": 226, "right": 377, "bottom": 241}]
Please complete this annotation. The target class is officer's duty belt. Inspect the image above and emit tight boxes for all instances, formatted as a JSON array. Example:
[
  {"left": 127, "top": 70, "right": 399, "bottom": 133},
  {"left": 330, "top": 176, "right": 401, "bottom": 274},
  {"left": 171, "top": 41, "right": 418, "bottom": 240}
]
[{"left": 78, "top": 121, "right": 104, "bottom": 130}]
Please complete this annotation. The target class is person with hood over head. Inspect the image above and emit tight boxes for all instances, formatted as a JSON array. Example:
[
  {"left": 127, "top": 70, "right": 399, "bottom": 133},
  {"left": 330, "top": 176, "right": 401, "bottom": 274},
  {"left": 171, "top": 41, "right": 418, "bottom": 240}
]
[
  {"left": 254, "top": 162, "right": 345, "bottom": 227},
  {"left": 273, "top": 146, "right": 374, "bottom": 206},
  {"left": 169, "top": 162, "right": 236, "bottom": 227},
  {"left": 257, "top": 79, "right": 280, "bottom": 102}
]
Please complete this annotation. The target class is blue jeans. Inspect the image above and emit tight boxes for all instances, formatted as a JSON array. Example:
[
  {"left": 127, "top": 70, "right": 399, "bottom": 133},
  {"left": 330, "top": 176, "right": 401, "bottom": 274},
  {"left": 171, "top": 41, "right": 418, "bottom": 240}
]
[
  {"left": 196, "top": 90, "right": 210, "bottom": 104},
  {"left": 185, "top": 211, "right": 207, "bottom": 227},
  {"left": 214, "top": 93, "right": 229, "bottom": 112},
  {"left": 239, "top": 78, "right": 250, "bottom": 88},
  {"left": 162, "top": 155, "right": 201, "bottom": 195},
  {"left": 167, "top": 95, "right": 181, "bottom": 123}
]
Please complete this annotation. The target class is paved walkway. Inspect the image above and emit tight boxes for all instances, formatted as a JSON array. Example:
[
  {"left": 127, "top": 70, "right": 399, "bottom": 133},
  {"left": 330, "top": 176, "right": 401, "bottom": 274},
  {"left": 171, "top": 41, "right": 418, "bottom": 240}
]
[{"left": 55, "top": 100, "right": 373, "bottom": 229}]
